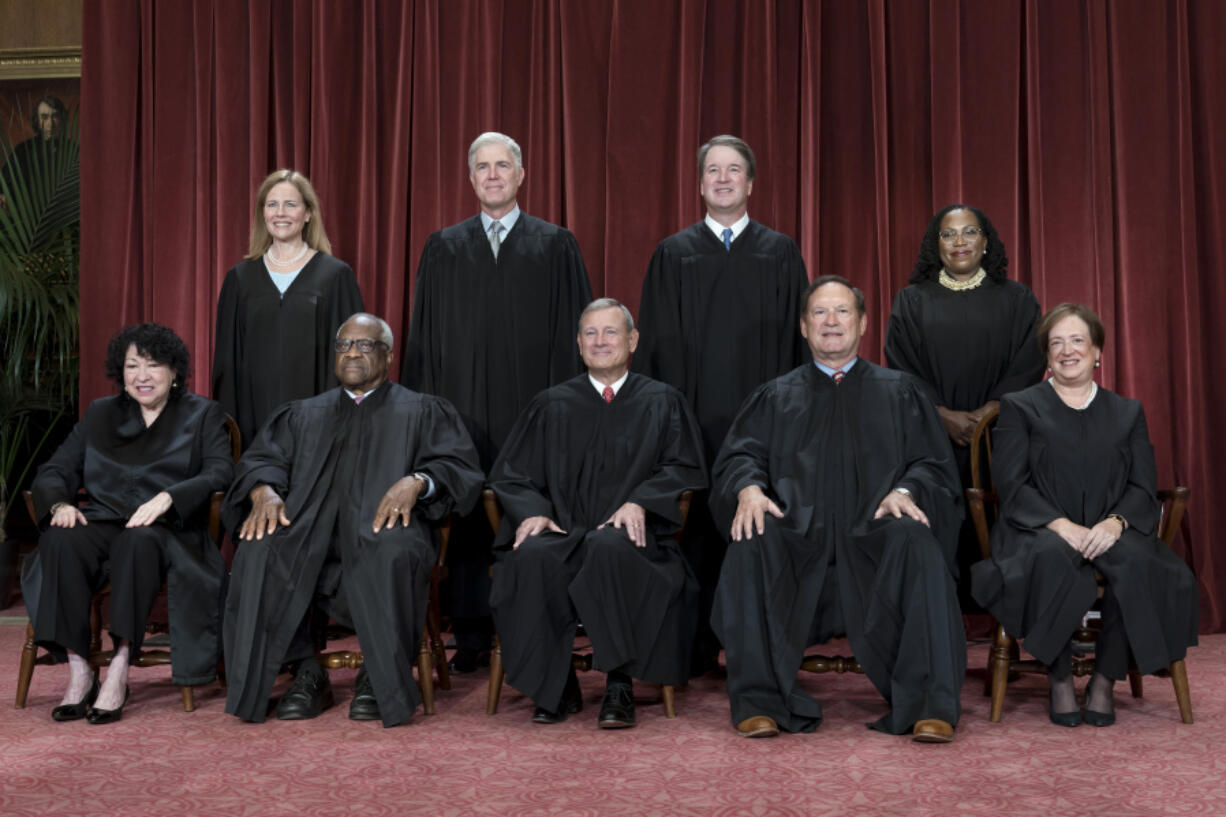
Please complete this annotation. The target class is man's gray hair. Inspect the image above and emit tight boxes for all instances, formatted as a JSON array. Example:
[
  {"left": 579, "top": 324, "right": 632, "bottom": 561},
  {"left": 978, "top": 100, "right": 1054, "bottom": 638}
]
[
  {"left": 578, "top": 298, "right": 635, "bottom": 334},
  {"left": 468, "top": 132, "right": 524, "bottom": 173},
  {"left": 337, "top": 312, "right": 394, "bottom": 348}
]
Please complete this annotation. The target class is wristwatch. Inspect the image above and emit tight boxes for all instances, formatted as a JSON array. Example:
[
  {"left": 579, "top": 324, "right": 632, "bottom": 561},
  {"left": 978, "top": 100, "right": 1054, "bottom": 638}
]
[
  {"left": 893, "top": 487, "right": 913, "bottom": 499},
  {"left": 1106, "top": 513, "right": 1128, "bottom": 530}
]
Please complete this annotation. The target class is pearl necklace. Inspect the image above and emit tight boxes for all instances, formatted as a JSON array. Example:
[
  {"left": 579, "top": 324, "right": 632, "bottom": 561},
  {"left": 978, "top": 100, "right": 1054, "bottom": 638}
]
[
  {"left": 938, "top": 268, "right": 987, "bottom": 291},
  {"left": 266, "top": 243, "right": 310, "bottom": 267}
]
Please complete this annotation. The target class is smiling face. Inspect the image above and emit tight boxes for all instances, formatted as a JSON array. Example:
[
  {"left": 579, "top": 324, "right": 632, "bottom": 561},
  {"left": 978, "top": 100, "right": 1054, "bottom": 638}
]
[
  {"left": 937, "top": 208, "right": 987, "bottom": 279},
  {"left": 262, "top": 181, "right": 311, "bottom": 245},
  {"left": 1045, "top": 314, "right": 1100, "bottom": 388},
  {"left": 470, "top": 143, "right": 524, "bottom": 218},
  {"left": 334, "top": 317, "right": 393, "bottom": 395},
  {"left": 577, "top": 306, "right": 639, "bottom": 381},
  {"left": 799, "top": 282, "right": 867, "bottom": 369},
  {"left": 123, "top": 345, "right": 173, "bottom": 415},
  {"left": 699, "top": 145, "right": 753, "bottom": 221}
]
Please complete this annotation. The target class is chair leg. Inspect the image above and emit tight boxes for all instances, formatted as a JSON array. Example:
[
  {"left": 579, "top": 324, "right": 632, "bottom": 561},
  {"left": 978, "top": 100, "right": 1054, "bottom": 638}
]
[
  {"left": 181, "top": 686, "right": 195, "bottom": 712},
  {"left": 989, "top": 625, "right": 1012, "bottom": 723},
  {"left": 1169, "top": 660, "right": 1193, "bottom": 724},
  {"left": 662, "top": 684, "right": 676, "bottom": 718},
  {"left": 1128, "top": 669, "right": 1144, "bottom": 698},
  {"left": 15, "top": 622, "right": 37, "bottom": 708},
  {"left": 416, "top": 637, "right": 435, "bottom": 715},
  {"left": 486, "top": 636, "right": 504, "bottom": 715},
  {"left": 426, "top": 604, "right": 450, "bottom": 691}
]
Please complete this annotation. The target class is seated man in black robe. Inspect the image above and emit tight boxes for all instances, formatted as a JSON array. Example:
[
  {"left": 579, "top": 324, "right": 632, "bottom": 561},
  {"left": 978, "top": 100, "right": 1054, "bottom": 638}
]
[
  {"left": 712, "top": 275, "right": 965, "bottom": 742},
  {"left": 222, "top": 313, "right": 483, "bottom": 727},
  {"left": 489, "top": 298, "right": 707, "bottom": 727}
]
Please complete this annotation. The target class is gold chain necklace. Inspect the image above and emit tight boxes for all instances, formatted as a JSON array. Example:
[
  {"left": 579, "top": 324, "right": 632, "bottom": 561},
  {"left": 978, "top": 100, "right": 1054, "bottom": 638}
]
[{"left": 938, "top": 268, "right": 986, "bottom": 291}]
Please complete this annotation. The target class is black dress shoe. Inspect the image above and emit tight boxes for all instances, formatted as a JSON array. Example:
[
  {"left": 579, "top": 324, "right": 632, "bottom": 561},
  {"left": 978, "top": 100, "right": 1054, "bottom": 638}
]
[
  {"left": 276, "top": 671, "right": 334, "bottom": 720},
  {"left": 532, "top": 670, "right": 583, "bottom": 724},
  {"left": 348, "top": 667, "right": 380, "bottom": 721},
  {"left": 86, "top": 685, "right": 130, "bottom": 725},
  {"left": 52, "top": 673, "right": 99, "bottom": 722},
  {"left": 597, "top": 683, "right": 636, "bottom": 729},
  {"left": 449, "top": 647, "right": 491, "bottom": 674}
]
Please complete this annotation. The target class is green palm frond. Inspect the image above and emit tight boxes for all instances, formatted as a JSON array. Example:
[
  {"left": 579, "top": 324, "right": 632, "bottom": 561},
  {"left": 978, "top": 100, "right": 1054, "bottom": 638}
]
[{"left": 0, "top": 107, "right": 80, "bottom": 533}]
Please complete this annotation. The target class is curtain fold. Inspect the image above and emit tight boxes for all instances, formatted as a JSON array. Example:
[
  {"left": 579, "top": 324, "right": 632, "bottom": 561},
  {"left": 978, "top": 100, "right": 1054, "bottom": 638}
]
[{"left": 80, "top": 0, "right": 1226, "bottom": 630}]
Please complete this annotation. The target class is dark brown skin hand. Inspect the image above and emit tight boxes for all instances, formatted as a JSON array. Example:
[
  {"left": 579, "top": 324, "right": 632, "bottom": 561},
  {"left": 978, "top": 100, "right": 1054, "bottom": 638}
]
[
  {"left": 240, "top": 485, "right": 291, "bottom": 541},
  {"left": 372, "top": 475, "right": 425, "bottom": 533},
  {"left": 938, "top": 406, "right": 978, "bottom": 447}
]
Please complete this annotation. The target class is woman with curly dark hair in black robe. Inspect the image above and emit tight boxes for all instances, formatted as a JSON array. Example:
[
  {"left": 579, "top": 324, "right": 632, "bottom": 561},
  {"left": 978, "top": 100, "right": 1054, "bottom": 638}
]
[
  {"left": 884, "top": 204, "right": 1046, "bottom": 605},
  {"left": 23, "top": 324, "right": 233, "bottom": 723}
]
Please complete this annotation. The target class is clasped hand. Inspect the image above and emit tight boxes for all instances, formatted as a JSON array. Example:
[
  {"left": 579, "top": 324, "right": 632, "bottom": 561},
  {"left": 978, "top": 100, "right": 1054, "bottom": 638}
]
[{"left": 1047, "top": 517, "right": 1123, "bottom": 560}]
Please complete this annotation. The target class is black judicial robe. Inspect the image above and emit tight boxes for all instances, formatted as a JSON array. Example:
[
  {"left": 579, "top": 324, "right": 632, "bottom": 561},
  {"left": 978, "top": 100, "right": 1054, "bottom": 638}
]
[
  {"left": 221, "top": 383, "right": 483, "bottom": 726},
  {"left": 402, "top": 213, "right": 593, "bottom": 469},
  {"left": 971, "top": 383, "right": 1198, "bottom": 673},
  {"left": 633, "top": 220, "right": 809, "bottom": 464},
  {"left": 487, "top": 374, "right": 707, "bottom": 710},
  {"left": 711, "top": 361, "right": 965, "bottom": 734},
  {"left": 22, "top": 393, "right": 233, "bottom": 684},
  {"left": 212, "top": 253, "right": 363, "bottom": 448},
  {"left": 884, "top": 278, "right": 1044, "bottom": 417}
]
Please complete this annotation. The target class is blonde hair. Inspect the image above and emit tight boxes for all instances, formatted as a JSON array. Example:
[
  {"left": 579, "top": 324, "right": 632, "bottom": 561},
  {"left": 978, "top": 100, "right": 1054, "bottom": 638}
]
[{"left": 246, "top": 169, "right": 332, "bottom": 259}]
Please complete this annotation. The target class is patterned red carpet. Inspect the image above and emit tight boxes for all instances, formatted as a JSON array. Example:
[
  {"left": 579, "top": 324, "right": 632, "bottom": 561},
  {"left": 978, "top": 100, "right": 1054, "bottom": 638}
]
[{"left": 0, "top": 607, "right": 1220, "bottom": 817}]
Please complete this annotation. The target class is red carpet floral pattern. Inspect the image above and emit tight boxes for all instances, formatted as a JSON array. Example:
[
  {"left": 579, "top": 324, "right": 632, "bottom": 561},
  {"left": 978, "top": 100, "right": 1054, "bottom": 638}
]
[{"left": 0, "top": 609, "right": 1220, "bottom": 817}]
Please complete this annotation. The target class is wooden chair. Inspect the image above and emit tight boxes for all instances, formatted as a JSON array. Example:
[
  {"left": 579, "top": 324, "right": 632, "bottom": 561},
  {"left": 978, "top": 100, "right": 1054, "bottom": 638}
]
[
  {"left": 315, "top": 515, "right": 453, "bottom": 715},
  {"left": 964, "top": 409, "right": 1194, "bottom": 723},
  {"left": 15, "top": 414, "right": 242, "bottom": 712},
  {"left": 484, "top": 488, "right": 693, "bottom": 718}
]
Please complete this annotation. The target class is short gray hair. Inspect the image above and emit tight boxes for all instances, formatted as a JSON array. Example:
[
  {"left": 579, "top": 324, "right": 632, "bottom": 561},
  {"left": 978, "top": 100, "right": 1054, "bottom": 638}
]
[
  {"left": 468, "top": 132, "right": 523, "bottom": 173},
  {"left": 337, "top": 312, "right": 394, "bottom": 348},
  {"left": 578, "top": 298, "right": 635, "bottom": 334}
]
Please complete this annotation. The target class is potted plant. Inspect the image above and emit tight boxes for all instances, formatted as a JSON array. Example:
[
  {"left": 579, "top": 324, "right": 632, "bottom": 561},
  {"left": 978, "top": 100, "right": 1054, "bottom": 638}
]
[{"left": 0, "top": 104, "right": 79, "bottom": 606}]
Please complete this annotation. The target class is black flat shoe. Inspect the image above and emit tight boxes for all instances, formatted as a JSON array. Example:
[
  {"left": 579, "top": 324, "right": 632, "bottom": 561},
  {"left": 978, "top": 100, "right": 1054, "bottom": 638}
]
[
  {"left": 597, "top": 683, "right": 636, "bottom": 729},
  {"left": 348, "top": 667, "right": 380, "bottom": 721},
  {"left": 1080, "top": 707, "right": 1115, "bottom": 727},
  {"left": 276, "top": 670, "right": 334, "bottom": 720},
  {"left": 1049, "top": 687, "right": 1081, "bottom": 728},
  {"left": 86, "top": 685, "right": 130, "bottom": 725},
  {"left": 52, "top": 673, "right": 100, "bottom": 722}
]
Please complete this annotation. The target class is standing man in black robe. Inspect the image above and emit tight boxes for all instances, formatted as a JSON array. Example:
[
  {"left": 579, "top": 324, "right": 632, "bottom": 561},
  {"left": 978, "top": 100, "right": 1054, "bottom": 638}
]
[
  {"left": 223, "top": 313, "right": 483, "bottom": 727},
  {"left": 402, "top": 132, "right": 593, "bottom": 672},
  {"left": 489, "top": 298, "right": 707, "bottom": 727},
  {"left": 633, "top": 134, "right": 809, "bottom": 675},
  {"left": 712, "top": 275, "right": 965, "bottom": 742}
]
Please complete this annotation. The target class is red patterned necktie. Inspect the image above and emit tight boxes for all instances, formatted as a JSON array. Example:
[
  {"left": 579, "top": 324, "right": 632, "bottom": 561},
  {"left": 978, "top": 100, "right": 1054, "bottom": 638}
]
[
  {"left": 832, "top": 370, "right": 845, "bottom": 384},
  {"left": 602, "top": 385, "right": 614, "bottom": 403}
]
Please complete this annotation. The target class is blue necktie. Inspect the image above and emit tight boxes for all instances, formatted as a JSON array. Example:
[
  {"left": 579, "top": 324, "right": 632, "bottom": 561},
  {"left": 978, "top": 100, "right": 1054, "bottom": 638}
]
[{"left": 722, "top": 228, "right": 733, "bottom": 251}]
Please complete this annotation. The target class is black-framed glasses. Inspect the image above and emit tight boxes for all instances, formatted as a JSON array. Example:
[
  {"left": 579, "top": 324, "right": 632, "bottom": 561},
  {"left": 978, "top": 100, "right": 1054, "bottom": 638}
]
[
  {"left": 333, "top": 338, "right": 387, "bottom": 354},
  {"left": 938, "top": 226, "right": 984, "bottom": 242}
]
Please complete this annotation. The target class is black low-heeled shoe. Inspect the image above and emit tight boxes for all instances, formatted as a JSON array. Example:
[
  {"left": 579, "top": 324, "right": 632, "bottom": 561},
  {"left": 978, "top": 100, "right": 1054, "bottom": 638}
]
[
  {"left": 52, "top": 673, "right": 100, "bottom": 722},
  {"left": 1080, "top": 706, "right": 1115, "bottom": 727},
  {"left": 1049, "top": 687, "right": 1082, "bottom": 728},
  {"left": 86, "top": 685, "right": 130, "bottom": 725}
]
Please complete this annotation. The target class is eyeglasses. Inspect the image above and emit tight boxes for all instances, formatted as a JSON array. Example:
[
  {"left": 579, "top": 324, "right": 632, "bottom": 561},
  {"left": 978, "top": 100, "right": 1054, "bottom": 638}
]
[
  {"left": 938, "top": 226, "right": 984, "bottom": 242},
  {"left": 333, "top": 338, "right": 387, "bottom": 354}
]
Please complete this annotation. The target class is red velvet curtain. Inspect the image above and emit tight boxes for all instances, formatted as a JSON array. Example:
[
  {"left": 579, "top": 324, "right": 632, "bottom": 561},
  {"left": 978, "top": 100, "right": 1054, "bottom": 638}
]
[{"left": 80, "top": 0, "right": 1226, "bottom": 630}]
